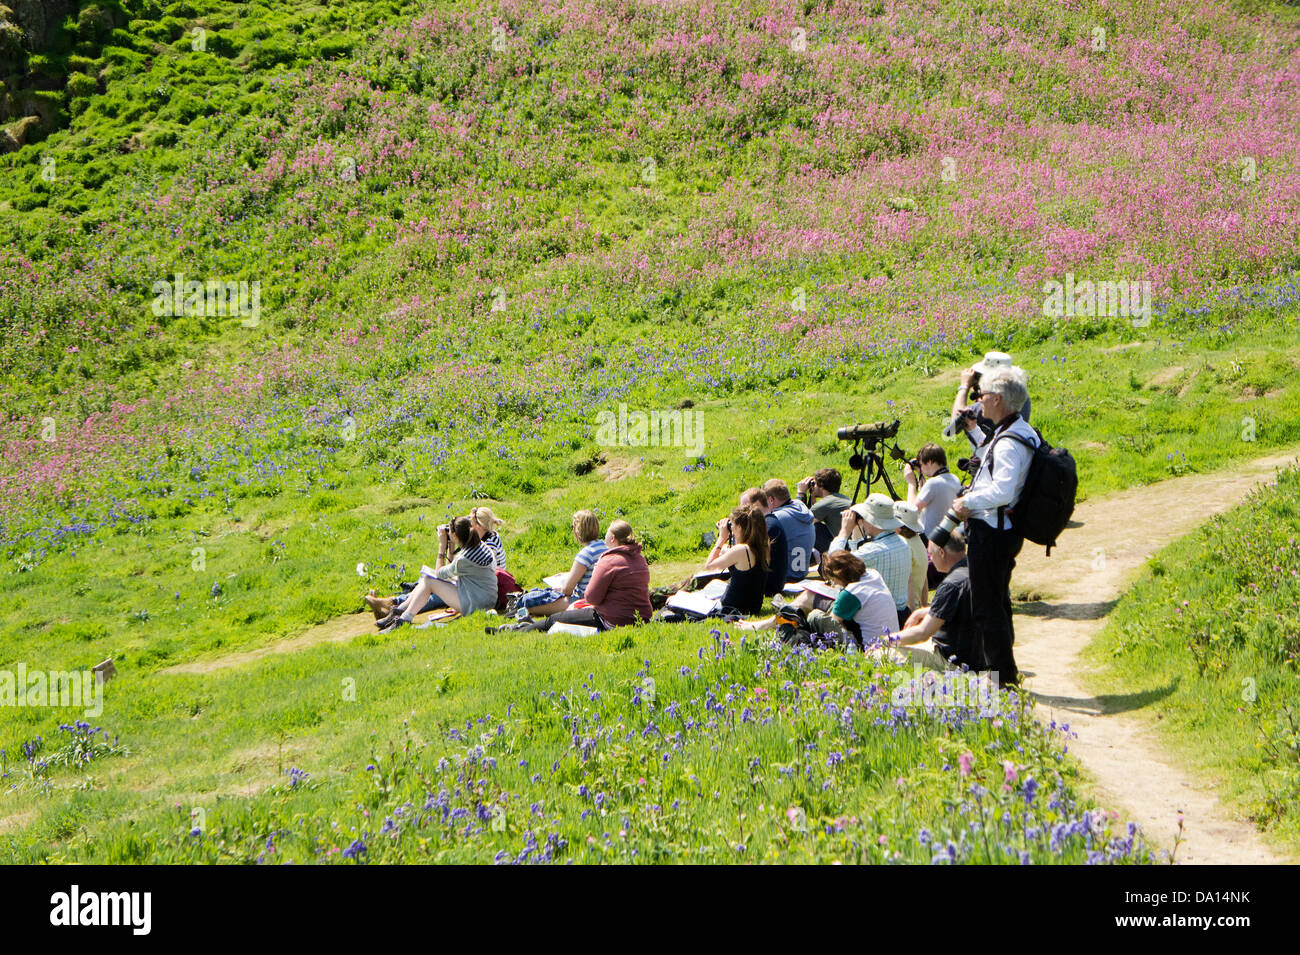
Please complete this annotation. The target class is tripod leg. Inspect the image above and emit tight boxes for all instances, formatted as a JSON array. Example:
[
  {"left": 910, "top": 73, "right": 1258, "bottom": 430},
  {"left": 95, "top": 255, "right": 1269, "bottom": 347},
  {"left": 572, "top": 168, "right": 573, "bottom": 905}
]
[{"left": 880, "top": 466, "right": 901, "bottom": 501}]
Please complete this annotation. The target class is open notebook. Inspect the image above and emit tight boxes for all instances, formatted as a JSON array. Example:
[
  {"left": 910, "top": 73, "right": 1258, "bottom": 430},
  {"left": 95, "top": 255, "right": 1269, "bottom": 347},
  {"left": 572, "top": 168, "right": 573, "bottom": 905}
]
[{"left": 664, "top": 578, "right": 729, "bottom": 617}]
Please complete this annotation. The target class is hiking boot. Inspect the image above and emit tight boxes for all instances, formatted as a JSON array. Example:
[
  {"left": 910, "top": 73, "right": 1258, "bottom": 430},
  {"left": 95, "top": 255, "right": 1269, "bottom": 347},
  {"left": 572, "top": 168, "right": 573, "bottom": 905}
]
[
  {"left": 503, "top": 593, "right": 523, "bottom": 617},
  {"left": 379, "top": 615, "right": 410, "bottom": 633},
  {"left": 364, "top": 593, "right": 394, "bottom": 619}
]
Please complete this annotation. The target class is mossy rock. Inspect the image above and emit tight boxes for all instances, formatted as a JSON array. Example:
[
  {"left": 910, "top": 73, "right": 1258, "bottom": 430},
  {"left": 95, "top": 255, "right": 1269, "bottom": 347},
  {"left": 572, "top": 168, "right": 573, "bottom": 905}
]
[{"left": 0, "top": 111, "right": 38, "bottom": 151}]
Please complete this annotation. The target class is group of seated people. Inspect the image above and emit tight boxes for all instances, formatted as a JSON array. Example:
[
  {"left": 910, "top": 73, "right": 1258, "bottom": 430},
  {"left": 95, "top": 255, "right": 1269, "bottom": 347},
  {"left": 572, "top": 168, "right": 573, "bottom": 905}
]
[{"left": 363, "top": 448, "right": 978, "bottom": 669}]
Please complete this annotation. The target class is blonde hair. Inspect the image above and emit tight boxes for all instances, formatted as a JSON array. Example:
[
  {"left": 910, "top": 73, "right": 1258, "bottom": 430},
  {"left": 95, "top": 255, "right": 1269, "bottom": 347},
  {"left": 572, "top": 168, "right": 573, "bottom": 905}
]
[
  {"left": 470, "top": 506, "right": 502, "bottom": 532},
  {"left": 572, "top": 509, "right": 600, "bottom": 543},
  {"left": 608, "top": 519, "right": 635, "bottom": 544}
]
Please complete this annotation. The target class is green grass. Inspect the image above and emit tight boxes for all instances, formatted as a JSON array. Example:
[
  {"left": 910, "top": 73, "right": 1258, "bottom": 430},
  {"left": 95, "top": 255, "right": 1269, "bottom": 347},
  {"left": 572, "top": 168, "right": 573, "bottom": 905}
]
[
  {"left": 1085, "top": 465, "right": 1300, "bottom": 855},
  {"left": 3, "top": 311, "right": 1298, "bottom": 677},
  {"left": 2, "top": 620, "right": 1146, "bottom": 864}
]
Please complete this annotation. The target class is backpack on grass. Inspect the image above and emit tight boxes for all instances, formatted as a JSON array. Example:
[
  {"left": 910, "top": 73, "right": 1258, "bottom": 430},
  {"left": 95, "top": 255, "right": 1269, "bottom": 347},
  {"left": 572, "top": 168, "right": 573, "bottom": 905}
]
[{"left": 989, "top": 428, "right": 1077, "bottom": 556}]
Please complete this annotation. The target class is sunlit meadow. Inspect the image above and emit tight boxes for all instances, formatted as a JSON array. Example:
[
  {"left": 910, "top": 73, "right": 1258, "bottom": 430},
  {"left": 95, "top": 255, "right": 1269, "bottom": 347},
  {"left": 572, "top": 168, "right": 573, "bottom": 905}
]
[{"left": 1, "top": 0, "right": 1298, "bottom": 862}]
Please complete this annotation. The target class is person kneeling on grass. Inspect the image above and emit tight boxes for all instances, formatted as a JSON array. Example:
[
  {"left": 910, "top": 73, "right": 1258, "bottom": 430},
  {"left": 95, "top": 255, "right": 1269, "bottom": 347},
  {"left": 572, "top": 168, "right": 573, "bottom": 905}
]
[
  {"left": 890, "top": 530, "right": 979, "bottom": 670},
  {"left": 739, "top": 551, "right": 897, "bottom": 650},
  {"left": 377, "top": 516, "right": 498, "bottom": 631},
  {"left": 493, "top": 520, "right": 652, "bottom": 634},
  {"left": 511, "top": 510, "right": 608, "bottom": 619}
]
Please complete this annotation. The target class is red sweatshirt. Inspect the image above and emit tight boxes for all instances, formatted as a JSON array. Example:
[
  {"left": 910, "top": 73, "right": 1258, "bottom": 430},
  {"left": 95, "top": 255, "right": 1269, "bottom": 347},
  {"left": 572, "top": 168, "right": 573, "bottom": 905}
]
[{"left": 582, "top": 541, "right": 652, "bottom": 627}]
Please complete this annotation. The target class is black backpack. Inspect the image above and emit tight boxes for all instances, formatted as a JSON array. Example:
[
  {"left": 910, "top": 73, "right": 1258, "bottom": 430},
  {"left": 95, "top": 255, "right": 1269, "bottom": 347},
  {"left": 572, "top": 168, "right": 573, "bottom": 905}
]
[{"left": 988, "top": 428, "right": 1077, "bottom": 555}]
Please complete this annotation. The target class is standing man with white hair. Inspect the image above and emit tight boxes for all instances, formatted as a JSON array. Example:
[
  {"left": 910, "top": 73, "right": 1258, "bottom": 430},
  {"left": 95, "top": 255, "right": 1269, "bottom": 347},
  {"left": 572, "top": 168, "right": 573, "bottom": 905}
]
[{"left": 950, "top": 365, "right": 1036, "bottom": 686}]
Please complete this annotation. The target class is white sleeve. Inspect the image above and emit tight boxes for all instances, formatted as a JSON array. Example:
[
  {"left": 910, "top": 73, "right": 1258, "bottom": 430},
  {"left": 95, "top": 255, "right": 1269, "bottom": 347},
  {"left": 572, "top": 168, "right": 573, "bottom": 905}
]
[{"left": 962, "top": 437, "right": 1033, "bottom": 513}]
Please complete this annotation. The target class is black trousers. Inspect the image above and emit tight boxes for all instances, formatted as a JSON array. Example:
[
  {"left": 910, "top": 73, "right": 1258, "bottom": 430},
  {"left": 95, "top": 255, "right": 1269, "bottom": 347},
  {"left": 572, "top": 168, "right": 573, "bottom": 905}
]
[
  {"left": 966, "top": 519, "right": 1023, "bottom": 683},
  {"left": 517, "top": 607, "right": 608, "bottom": 633}
]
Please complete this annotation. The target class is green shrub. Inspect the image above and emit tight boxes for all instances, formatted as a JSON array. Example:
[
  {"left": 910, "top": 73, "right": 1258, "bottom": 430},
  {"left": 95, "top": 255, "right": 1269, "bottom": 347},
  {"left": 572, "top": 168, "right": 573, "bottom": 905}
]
[
  {"left": 66, "top": 73, "right": 98, "bottom": 99},
  {"left": 247, "top": 39, "right": 296, "bottom": 70}
]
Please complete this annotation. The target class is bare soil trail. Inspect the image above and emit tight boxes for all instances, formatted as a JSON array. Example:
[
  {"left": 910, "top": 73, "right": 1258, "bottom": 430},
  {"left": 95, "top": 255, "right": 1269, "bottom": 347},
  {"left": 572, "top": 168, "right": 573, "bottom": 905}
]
[{"left": 1013, "top": 446, "right": 1300, "bottom": 864}]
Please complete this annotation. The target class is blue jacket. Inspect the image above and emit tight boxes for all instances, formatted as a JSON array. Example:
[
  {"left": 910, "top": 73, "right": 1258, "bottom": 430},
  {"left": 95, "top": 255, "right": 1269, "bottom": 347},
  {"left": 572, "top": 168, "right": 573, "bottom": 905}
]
[
  {"left": 763, "top": 513, "right": 789, "bottom": 596},
  {"left": 771, "top": 500, "right": 816, "bottom": 578}
]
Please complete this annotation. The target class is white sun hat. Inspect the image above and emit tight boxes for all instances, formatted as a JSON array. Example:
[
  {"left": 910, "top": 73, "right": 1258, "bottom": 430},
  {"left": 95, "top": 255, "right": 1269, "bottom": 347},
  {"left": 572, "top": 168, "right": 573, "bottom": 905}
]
[
  {"left": 850, "top": 493, "right": 902, "bottom": 530},
  {"left": 893, "top": 500, "right": 924, "bottom": 534},
  {"left": 973, "top": 351, "right": 1013, "bottom": 376}
]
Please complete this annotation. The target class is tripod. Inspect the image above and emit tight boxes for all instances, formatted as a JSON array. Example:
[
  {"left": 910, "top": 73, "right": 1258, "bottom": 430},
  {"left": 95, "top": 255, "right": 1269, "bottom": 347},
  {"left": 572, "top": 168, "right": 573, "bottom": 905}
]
[{"left": 847, "top": 438, "right": 905, "bottom": 503}]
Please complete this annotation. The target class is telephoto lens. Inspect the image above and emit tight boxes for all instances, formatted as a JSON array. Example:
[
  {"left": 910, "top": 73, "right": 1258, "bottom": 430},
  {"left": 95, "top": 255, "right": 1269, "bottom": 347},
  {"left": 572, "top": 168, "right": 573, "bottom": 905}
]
[{"left": 929, "top": 510, "right": 963, "bottom": 548}]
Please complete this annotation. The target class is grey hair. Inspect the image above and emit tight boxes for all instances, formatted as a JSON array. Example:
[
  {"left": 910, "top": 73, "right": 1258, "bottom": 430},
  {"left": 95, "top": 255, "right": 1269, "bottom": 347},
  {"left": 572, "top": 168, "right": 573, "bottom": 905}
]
[{"left": 982, "top": 366, "right": 1029, "bottom": 413}]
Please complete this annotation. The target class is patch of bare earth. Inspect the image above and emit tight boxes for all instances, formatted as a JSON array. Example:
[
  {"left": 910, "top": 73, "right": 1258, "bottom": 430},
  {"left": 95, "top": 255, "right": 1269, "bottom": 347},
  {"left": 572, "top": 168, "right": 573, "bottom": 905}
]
[
  {"left": 595, "top": 455, "right": 644, "bottom": 481},
  {"left": 161, "top": 612, "right": 384, "bottom": 675}
]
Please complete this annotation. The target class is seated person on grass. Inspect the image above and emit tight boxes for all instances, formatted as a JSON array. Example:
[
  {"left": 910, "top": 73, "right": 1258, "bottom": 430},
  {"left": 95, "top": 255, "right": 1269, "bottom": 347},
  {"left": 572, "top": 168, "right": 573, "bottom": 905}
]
[
  {"left": 739, "top": 552, "right": 897, "bottom": 650},
  {"left": 510, "top": 510, "right": 608, "bottom": 619},
  {"left": 763, "top": 478, "right": 816, "bottom": 581},
  {"left": 378, "top": 516, "right": 498, "bottom": 631},
  {"left": 365, "top": 505, "right": 509, "bottom": 620},
  {"left": 741, "top": 486, "right": 790, "bottom": 597},
  {"left": 495, "top": 520, "right": 652, "bottom": 633},
  {"left": 797, "top": 466, "right": 851, "bottom": 546},
  {"left": 828, "top": 493, "right": 913, "bottom": 625},
  {"left": 892, "top": 530, "right": 979, "bottom": 670},
  {"left": 471, "top": 505, "right": 508, "bottom": 570},
  {"left": 662, "top": 505, "right": 771, "bottom": 619}
]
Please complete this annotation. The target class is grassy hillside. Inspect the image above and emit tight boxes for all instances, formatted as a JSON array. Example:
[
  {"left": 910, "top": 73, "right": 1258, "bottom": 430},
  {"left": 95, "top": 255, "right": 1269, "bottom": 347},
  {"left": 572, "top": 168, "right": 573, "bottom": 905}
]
[{"left": 1, "top": 0, "right": 1299, "bottom": 862}]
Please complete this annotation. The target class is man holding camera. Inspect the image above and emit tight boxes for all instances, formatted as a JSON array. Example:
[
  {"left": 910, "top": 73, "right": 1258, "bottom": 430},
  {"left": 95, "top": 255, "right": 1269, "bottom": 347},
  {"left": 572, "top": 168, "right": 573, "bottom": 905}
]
[
  {"left": 949, "top": 365, "right": 1036, "bottom": 686},
  {"left": 948, "top": 352, "right": 1032, "bottom": 461},
  {"left": 796, "top": 468, "right": 851, "bottom": 538},
  {"left": 902, "top": 443, "right": 962, "bottom": 540}
]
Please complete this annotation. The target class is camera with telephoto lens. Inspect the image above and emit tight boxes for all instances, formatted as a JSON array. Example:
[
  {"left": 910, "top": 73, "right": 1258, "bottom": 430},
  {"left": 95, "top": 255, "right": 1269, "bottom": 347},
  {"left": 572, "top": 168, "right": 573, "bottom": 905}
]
[
  {"left": 836, "top": 419, "right": 900, "bottom": 444},
  {"left": 929, "top": 509, "right": 964, "bottom": 548}
]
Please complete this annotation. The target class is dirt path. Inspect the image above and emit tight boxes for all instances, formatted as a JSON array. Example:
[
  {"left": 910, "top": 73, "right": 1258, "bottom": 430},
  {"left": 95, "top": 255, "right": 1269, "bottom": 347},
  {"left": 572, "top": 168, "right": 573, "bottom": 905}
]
[
  {"left": 1013, "top": 446, "right": 1300, "bottom": 864},
  {"left": 162, "top": 566, "right": 702, "bottom": 676},
  {"left": 162, "top": 612, "right": 382, "bottom": 675}
]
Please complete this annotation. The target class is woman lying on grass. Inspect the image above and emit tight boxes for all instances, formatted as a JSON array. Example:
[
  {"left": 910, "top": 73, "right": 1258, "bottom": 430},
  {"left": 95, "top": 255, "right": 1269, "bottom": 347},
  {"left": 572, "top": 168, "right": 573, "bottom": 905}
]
[
  {"left": 378, "top": 516, "right": 498, "bottom": 631},
  {"left": 510, "top": 510, "right": 608, "bottom": 619}
]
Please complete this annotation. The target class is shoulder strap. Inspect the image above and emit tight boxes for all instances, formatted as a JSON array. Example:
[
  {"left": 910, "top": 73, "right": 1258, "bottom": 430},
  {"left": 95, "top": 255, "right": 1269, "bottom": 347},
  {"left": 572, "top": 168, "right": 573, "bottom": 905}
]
[{"left": 985, "top": 427, "right": 1040, "bottom": 531}]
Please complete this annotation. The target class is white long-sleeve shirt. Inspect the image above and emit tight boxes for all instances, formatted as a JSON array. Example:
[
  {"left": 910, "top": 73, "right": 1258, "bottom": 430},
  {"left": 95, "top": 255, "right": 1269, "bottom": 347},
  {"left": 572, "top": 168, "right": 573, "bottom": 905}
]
[{"left": 962, "top": 415, "right": 1039, "bottom": 530}]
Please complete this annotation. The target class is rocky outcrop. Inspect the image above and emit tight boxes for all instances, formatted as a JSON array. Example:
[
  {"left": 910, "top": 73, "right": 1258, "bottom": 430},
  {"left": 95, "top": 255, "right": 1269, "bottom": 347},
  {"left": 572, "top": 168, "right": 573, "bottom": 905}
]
[
  {"left": 0, "top": 111, "right": 37, "bottom": 152},
  {"left": 8, "top": 0, "right": 79, "bottom": 51}
]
